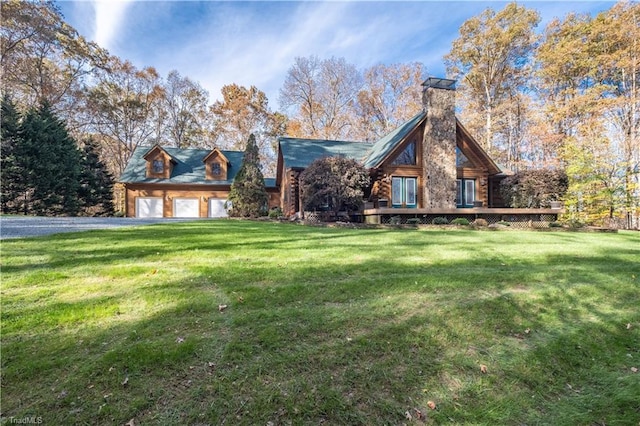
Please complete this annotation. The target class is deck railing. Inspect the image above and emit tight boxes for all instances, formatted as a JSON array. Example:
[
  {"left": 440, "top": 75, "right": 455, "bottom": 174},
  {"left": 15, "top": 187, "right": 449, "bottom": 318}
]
[{"left": 362, "top": 207, "right": 563, "bottom": 228}]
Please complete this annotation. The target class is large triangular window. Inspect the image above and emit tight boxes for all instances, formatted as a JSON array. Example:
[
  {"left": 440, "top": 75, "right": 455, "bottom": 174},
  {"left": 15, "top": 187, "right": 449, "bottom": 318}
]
[
  {"left": 456, "top": 147, "right": 473, "bottom": 168},
  {"left": 391, "top": 141, "right": 416, "bottom": 166}
]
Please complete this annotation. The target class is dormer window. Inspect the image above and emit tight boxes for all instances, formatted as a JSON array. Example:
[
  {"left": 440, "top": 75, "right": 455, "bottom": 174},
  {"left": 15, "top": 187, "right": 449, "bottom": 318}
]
[
  {"left": 152, "top": 159, "right": 164, "bottom": 174},
  {"left": 210, "top": 162, "right": 221, "bottom": 177},
  {"left": 204, "top": 149, "right": 230, "bottom": 180},
  {"left": 392, "top": 141, "right": 417, "bottom": 166}
]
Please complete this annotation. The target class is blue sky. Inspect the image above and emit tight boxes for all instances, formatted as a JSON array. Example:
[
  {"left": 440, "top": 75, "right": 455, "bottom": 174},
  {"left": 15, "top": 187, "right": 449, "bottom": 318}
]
[{"left": 57, "top": 1, "right": 616, "bottom": 107}]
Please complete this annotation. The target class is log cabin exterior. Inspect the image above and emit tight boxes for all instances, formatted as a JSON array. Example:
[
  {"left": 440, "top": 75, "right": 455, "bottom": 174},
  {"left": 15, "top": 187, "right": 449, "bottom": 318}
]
[
  {"left": 276, "top": 78, "right": 513, "bottom": 219},
  {"left": 120, "top": 145, "right": 279, "bottom": 218},
  {"left": 120, "top": 77, "right": 560, "bottom": 224}
]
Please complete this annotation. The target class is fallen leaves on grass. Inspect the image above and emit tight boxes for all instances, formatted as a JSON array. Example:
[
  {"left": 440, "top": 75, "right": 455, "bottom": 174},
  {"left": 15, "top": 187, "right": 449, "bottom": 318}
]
[
  {"left": 631, "top": 367, "right": 638, "bottom": 373},
  {"left": 176, "top": 336, "right": 185, "bottom": 343},
  {"left": 480, "top": 364, "right": 488, "bottom": 374},
  {"left": 427, "top": 401, "right": 436, "bottom": 410},
  {"left": 218, "top": 304, "right": 228, "bottom": 312},
  {"left": 404, "top": 407, "right": 426, "bottom": 422},
  {"left": 122, "top": 376, "right": 129, "bottom": 387},
  {"left": 405, "top": 410, "right": 413, "bottom": 421}
]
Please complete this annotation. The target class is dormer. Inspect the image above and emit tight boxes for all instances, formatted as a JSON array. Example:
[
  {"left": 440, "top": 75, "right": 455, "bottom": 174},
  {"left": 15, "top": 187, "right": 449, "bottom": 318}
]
[
  {"left": 203, "top": 148, "right": 230, "bottom": 180},
  {"left": 143, "top": 145, "right": 176, "bottom": 179}
]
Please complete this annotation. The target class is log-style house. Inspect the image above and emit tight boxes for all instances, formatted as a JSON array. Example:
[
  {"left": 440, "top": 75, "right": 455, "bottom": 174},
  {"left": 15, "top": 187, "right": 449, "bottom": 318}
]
[
  {"left": 276, "top": 78, "right": 513, "bottom": 222},
  {"left": 120, "top": 77, "right": 560, "bottom": 224},
  {"left": 120, "top": 145, "right": 279, "bottom": 218}
]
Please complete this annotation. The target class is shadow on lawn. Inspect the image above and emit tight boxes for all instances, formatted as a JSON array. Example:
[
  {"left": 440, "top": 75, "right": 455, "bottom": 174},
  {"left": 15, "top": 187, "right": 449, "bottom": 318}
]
[{"left": 2, "top": 222, "right": 639, "bottom": 424}]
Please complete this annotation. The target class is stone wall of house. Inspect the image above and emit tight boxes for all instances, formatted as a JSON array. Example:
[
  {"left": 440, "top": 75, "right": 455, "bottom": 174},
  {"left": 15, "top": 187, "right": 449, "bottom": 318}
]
[{"left": 422, "top": 79, "right": 457, "bottom": 208}]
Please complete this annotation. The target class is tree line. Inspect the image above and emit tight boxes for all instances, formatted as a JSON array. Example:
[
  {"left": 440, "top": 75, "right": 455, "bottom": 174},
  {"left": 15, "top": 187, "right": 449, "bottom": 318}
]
[
  {"left": 1, "top": 0, "right": 638, "bottom": 226},
  {"left": 1, "top": 96, "right": 114, "bottom": 216}
]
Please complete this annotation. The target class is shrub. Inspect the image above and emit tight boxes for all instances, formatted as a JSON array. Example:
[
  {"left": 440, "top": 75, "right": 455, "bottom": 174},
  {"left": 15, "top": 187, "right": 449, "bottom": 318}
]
[
  {"left": 268, "top": 207, "right": 283, "bottom": 219},
  {"left": 549, "top": 221, "right": 563, "bottom": 228},
  {"left": 500, "top": 168, "right": 568, "bottom": 208},
  {"left": 451, "top": 218, "right": 470, "bottom": 226},
  {"left": 390, "top": 215, "right": 402, "bottom": 225},
  {"left": 299, "top": 156, "right": 370, "bottom": 217},
  {"left": 473, "top": 218, "right": 488, "bottom": 227},
  {"left": 406, "top": 218, "right": 421, "bottom": 226},
  {"left": 432, "top": 217, "right": 449, "bottom": 225},
  {"left": 497, "top": 221, "right": 511, "bottom": 226}
]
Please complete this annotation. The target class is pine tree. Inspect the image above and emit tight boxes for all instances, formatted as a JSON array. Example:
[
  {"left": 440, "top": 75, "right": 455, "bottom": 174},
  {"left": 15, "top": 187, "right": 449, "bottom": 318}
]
[
  {"left": 79, "top": 138, "right": 115, "bottom": 216},
  {"left": 1, "top": 95, "right": 24, "bottom": 214},
  {"left": 17, "top": 102, "right": 82, "bottom": 215},
  {"left": 227, "top": 133, "right": 268, "bottom": 217}
]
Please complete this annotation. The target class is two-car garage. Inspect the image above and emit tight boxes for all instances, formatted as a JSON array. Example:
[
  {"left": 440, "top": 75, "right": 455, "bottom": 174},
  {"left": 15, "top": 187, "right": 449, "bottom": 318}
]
[{"left": 135, "top": 197, "right": 229, "bottom": 218}]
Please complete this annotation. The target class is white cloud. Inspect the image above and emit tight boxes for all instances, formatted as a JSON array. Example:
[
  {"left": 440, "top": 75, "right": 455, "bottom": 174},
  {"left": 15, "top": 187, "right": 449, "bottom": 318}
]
[
  {"left": 57, "top": 0, "right": 617, "bottom": 109},
  {"left": 93, "top": 0, "right": 134, "bottom": 51}
]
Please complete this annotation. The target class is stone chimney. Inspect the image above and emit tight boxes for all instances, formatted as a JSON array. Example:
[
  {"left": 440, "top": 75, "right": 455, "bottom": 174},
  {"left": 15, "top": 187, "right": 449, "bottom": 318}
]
[{"left": 421, "top": 77, "right": 457, "bottom": 209}]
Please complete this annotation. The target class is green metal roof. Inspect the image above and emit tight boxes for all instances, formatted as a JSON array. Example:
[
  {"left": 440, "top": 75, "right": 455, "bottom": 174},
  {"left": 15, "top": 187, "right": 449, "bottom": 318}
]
[
  {"left": 278, "top": 138, "right": 373, "bottom": 169},
  {"left": 363, "top": 112, "right": 426, "bottom": 168},
  {"left": 120, "top": 146, "right": 275, "bottom": 187}
]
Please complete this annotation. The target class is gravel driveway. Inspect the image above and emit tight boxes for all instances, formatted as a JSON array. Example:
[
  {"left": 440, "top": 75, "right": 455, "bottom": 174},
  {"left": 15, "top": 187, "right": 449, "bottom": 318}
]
[{"left": 0, "top": 216, "right": 196, "bottom": 240}]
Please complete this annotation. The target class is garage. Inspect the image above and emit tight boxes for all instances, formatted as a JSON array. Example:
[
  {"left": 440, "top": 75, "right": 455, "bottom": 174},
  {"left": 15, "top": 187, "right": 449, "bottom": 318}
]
[
  {"left": 136, "top": 197, "right": 163, "bottom": 218},
  {"left": 173, "top": 198, "right": 200, "bottom": 218},
  {"left": 208, "top": 199, "right": 229, "bottom": 218}
]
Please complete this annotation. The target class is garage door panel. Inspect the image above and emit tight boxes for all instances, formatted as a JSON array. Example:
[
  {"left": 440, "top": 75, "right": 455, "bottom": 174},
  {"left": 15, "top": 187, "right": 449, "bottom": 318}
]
[
  {"left": 174, "top": 198, "right": 200, "bottom": 218},
  {"left": 208, "top": 199, "right": 229, "bottom": 218},
  {"left": 136, "top": 197, "right": 163, "bottom": 218}
]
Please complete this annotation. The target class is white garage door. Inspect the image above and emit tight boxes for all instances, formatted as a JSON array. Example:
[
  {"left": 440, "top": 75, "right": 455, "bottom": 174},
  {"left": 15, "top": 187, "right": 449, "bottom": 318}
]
[
  {"left": 208, "top": 199, "right": 229, "bottom": 218},
  {"left": 174, "top": 198, "right": 200, "bottom": 218},
  {"left": 136, "top": 197, "right": 163, "bottom": 218}
]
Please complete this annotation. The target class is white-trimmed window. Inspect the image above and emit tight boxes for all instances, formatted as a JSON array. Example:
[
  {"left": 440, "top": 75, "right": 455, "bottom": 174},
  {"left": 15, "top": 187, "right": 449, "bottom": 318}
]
[
  {"left": 391, "top": 177, "right": 417, "bottom": 208},
  {"left": 456, "top": 179, "right": 476, "bottom": 207}
]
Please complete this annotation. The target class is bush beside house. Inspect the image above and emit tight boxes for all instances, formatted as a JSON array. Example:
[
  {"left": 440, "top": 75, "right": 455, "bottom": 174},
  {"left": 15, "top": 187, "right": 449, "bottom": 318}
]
[
  {"left": 500, "top": 169, "right": 568, "bottom": 208},
  {"left": 299, "top": 156, "right": 370, "bottom": 218}
]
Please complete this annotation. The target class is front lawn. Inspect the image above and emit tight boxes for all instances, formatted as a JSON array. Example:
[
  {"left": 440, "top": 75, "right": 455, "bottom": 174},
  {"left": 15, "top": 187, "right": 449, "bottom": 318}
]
[{"left": 2, "top": 221, "right": 639, "bottom": 424}]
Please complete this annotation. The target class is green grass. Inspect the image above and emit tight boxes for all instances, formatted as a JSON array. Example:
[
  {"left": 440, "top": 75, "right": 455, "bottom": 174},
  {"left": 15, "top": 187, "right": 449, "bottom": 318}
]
[{"left": 2, "top": 221, "right": 639, "bottom": 425}]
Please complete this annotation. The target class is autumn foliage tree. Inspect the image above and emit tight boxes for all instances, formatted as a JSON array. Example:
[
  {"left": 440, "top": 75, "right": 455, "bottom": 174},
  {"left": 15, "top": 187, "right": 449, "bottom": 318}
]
[
  {"left": 299, "top": 157, "right": 370, "bottom": 217},
  {"left": 355, "top": 62, "right": 426, "bottom": 141},
  {"left": 279, "top": 56, "right": 362, "bottom": 140},
  {"left": 0, "top": 0, "right": 108, "bottom": 127},
  {"left": 85, "top": 57, "right": 165, "bottom": 175},
  {"left": 536, "top": 2, "right": 640, "bottom": 226},
  {"left": 210, "top": 84, "right": 286, "bottom": 176},
  {"left": 445, "top": 2, "right": 540, "bottom": 168}
]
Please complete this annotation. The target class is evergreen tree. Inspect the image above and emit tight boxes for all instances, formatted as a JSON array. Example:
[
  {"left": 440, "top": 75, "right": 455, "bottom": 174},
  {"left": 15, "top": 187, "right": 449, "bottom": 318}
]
[
  {"left": 1, "top": 95, "right": 24, "bottom": 214},
  {"left": 79, "top": 138, "right": 115, "bottom": 216},
  {"left": 17, "top": 102, "right": 82, "bottom": 215},
  {"left": 227, "top": 133, "right": 268, "bottom": 217}
]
